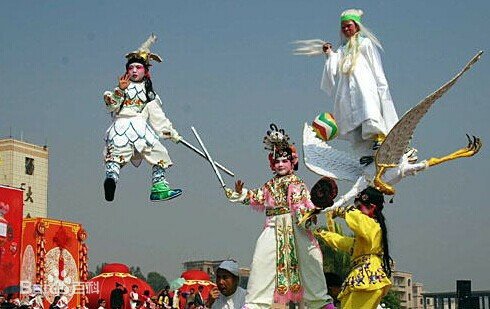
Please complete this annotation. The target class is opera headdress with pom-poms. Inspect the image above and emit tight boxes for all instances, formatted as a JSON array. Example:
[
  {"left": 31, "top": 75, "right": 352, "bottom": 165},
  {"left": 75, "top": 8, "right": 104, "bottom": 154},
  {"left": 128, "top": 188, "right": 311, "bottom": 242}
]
[{"left": 263, "top": 123, "right": 299, "bottom": 170}]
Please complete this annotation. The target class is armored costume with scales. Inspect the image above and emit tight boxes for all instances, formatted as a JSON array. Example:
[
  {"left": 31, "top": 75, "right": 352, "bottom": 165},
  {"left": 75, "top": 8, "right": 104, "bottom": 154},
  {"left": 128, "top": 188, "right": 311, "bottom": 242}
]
[{"left": 103, "top": 34, "right": 182, "bottom": 202}]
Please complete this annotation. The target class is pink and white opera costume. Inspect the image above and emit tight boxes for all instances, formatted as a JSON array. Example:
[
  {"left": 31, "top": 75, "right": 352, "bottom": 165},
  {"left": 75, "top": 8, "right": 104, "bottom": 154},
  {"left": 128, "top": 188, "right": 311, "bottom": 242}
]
[{"left": 226, "top": 124, "right": 332, "bottom": 309}]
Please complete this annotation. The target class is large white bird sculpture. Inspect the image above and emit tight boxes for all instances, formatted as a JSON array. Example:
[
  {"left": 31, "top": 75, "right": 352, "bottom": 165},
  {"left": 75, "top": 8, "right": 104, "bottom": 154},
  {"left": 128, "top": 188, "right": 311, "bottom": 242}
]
[{"left": 303, "top": 51, "right": 483, "bottom": 209}]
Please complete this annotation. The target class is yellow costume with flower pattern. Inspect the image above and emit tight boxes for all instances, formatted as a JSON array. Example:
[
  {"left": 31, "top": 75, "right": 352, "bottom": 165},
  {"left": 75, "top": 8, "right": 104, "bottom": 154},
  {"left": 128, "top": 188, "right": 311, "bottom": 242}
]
[{"left": 316, "top": 207, "right": 391, "bottom": 309}]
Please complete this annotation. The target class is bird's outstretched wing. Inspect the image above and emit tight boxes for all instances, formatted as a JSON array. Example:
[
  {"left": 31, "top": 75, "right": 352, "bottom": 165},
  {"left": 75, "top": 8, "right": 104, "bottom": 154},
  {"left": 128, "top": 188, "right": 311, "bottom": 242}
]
[
  {"left": 303, "top": 123, "right": 364, "bottom": 181},
  {"left": 376, "top": 51, "right": 483, "bottom": 166}
]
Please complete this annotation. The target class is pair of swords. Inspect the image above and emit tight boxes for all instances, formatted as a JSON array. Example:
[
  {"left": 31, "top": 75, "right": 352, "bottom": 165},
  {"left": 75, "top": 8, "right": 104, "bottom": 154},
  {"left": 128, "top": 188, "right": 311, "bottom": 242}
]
[{"left": 179, "top": 127, "right": 232, "bottom": 190}]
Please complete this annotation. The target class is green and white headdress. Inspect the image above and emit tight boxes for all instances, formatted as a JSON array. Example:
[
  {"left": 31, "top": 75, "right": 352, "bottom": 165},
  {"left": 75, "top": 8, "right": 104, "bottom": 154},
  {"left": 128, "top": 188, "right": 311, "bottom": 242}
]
[{"left": 340, "top": 8, "right": 363, "bottom": 24}]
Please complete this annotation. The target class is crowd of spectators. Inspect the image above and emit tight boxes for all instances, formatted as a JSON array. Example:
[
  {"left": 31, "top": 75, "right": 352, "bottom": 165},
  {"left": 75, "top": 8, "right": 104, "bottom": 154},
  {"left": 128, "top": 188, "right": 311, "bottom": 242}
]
[{"left": 1, "top": 260, "right": 297, "bottom": 309}]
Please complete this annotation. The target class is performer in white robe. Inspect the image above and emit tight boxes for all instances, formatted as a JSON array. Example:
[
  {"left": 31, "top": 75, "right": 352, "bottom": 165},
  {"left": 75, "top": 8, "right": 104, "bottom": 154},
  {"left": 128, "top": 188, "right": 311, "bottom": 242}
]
[
  {"left": 321, "top": 9, "right": 398, "bottom": 155},
  {"left": 225, "top": 124, "right": 333, "bottom": 309}
]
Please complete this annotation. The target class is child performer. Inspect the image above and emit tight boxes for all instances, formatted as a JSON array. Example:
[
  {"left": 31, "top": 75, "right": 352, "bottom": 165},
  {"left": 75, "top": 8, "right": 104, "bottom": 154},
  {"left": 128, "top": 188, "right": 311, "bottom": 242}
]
[
  {"left": 225, "top": 124, "right": 333, "bottom": 309},
  {"left": 321, "top": 9, "right": 398, "bottom": 155},
  {"left": 315, "top": 187, "right": 392, "bottom": 309},
  {"left": 103, "top": 34, "right": 182, "bottom": 202}
]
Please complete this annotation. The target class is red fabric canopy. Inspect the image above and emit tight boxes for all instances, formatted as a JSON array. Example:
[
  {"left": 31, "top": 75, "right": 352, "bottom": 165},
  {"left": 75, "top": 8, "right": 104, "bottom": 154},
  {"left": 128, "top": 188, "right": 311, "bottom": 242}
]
[
  {"left": 176, "top": 270, "right": 215, "bottom": 309},
  {"left": 180, "top": 269, "right": 211, "bottom": 281},
  {"left": 86, "top": 263, "right": 154, "bottom": 309}
]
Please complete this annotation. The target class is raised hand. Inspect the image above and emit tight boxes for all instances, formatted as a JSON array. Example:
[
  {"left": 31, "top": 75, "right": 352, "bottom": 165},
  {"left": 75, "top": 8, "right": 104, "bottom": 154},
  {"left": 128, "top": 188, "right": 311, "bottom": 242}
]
[
  {"left": 118, "top": 73, "right": 130, "bottom": 90},
  {"left": 322, "top": 42, "right": 333, "bottom": 55},
  {"left": 235, "top": 180, "right": 244, "bottom": 194}
]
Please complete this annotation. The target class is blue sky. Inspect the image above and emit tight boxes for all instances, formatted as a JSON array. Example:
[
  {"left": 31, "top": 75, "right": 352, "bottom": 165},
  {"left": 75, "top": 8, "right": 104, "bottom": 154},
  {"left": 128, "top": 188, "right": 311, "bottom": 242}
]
[{"left": 1, "top": 1, "right": 489, "bottom": 292}]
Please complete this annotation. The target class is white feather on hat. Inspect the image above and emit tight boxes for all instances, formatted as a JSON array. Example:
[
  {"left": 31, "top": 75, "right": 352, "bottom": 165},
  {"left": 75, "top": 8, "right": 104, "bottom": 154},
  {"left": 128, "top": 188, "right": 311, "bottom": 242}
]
[{"left": 125, "top": 34, "right": 163, "bottom": 64}]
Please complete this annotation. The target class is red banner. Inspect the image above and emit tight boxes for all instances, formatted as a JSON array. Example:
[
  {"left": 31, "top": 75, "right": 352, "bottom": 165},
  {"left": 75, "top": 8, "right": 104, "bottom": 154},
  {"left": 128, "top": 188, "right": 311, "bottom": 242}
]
[
  {"left": 21, "top": 218, "right": 88, "bottom": 309},
  {"left": 0, "top": 185, "right": 24, "bottom": 293}
]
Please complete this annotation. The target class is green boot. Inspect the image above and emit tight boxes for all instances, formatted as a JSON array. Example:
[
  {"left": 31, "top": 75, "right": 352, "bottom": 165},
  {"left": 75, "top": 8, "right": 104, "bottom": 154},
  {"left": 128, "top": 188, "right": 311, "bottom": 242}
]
[{"left": 150, "top": 181, "right": 183, "bottom": 201}]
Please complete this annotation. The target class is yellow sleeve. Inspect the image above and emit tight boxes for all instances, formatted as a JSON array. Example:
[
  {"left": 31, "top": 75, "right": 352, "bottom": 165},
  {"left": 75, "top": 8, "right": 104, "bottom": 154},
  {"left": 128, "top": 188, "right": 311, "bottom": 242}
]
[
  {"left": 315, "top": 230, "right": 354, "bottom": 254},
  {"left": 344, "top": 209, "right": 380, "bottom": 241}
]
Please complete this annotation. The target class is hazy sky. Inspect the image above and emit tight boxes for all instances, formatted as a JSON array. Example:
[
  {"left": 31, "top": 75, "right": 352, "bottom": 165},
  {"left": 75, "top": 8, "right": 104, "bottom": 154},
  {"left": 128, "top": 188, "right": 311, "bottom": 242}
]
[{"left": 1, "top": 1, "right": 489, "bottom": 292}]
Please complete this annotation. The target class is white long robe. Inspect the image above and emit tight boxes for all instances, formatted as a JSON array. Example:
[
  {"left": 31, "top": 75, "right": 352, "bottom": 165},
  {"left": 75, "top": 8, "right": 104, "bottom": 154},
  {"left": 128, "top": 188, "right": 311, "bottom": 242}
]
[
  {"left": 227, "top": 174, "right": 331, "bottom": 309},
  {"left": 321, "top": 37, "right": 398, "bottom": 148}
]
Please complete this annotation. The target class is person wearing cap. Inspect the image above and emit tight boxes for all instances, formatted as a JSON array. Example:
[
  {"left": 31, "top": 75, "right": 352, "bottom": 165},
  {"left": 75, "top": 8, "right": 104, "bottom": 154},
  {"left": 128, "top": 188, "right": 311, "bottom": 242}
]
[
  {"left": 226, "top": 124, "right": 332, "bottom": 308},
  {"left": 110, "top": 283, "right": 127, "bottom": 309},
  {"left": 103, "top": 34, "right": 182, "bottom": 202},
  {"left": 206, "top": 260, "right": 246, "bottom": 309},
  {"left": 321, "top": 9, "right": 398, "bottom": 155},
  {"left": 315, "top": 187, "right": 393, "bottom": 309}
]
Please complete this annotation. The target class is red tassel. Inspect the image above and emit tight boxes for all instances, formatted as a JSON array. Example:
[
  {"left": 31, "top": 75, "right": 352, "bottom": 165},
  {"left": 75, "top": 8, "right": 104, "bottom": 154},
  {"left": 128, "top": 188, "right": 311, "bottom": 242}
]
[{"left": 58, "top": 248, "right": 65, "bottom": 280}]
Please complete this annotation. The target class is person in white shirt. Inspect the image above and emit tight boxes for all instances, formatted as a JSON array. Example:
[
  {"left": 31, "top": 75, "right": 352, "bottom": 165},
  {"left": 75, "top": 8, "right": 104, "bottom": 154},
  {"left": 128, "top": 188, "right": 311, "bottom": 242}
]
[
  {"left": 129, "top": 285, "right": 139, "bottom": 309},
  {"left": 206, "top": 260, "right": 246, "bottom": 309}
]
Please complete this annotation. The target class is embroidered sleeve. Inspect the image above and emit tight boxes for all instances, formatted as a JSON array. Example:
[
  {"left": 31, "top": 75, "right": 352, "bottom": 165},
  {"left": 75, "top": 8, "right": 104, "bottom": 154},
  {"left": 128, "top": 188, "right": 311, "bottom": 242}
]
[
  {"left": 104, "top": 87, "right": 125, "bottom": 112},
  {"left": 226, "top": 187, "right": 250, "bottom": 204},
  {"left": 248, "top": 187, "right": 266, "bottom": 211},
  {"left": 291, "top": 182, "right": 317, "bottom": 229},
  {"left": 225, "top": 186, "right": 265, "bottom": 211}
]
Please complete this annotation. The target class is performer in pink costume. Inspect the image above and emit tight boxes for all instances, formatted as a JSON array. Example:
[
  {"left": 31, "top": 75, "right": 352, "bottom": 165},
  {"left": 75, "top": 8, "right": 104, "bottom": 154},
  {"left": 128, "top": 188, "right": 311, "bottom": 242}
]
[{"left": 226, "top": 124, "right": 333, "bottom": 309}]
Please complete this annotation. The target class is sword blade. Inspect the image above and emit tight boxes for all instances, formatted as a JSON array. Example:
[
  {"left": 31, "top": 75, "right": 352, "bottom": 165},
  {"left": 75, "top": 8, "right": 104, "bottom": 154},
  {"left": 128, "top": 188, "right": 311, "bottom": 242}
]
[
  {"left": 179, "top": 138, "right": 235, "bottom": 177},
  {"left": 191, "top": 127, "right": 227, "bottom": 189}
]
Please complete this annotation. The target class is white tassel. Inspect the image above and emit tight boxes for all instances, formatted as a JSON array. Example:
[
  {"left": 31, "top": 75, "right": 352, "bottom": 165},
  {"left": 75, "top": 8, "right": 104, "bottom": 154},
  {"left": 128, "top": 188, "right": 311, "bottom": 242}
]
[
  {"left": 292, "top": 39, "right": 327, "bottom": 57},
  {"left": 139, "top": 33, "right": 157, "bottom": 52}
]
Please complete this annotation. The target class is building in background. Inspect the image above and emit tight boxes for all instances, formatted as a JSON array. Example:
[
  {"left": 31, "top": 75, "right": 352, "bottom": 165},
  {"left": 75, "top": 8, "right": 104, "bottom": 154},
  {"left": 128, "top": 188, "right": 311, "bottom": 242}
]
[
  {"left": 391, "top": 270, "right": 434, "bottom": 309},
  {"left": 422, "top": 280, "right": 490, "bottom": 309},
  {"left": 0, "top": 138, "right": 48, "bottom": 218}
]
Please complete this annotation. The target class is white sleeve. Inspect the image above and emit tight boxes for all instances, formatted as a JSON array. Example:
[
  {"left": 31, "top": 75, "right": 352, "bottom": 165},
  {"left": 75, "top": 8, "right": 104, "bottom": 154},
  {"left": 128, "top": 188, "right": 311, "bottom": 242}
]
[
  {"left": 400, "top": 160, "right": 429, "bottom": 178},
  {"left": 364, "top": 39, "right": 398, "bottom": 128},
  {"left": 382, "top": 159, "right": 429, "bottom": 185},
  {"left": 331, "top": 175, "right": 369, "bottom": 209},
  {"left": 143, "top": 95, "right": 179, "bottom": 138},
  {"left": 225, "top": 188, "right": 249, "bottom": 203},
  {"left": 320, "top": 50, "right": 341, "bottom": 96}
]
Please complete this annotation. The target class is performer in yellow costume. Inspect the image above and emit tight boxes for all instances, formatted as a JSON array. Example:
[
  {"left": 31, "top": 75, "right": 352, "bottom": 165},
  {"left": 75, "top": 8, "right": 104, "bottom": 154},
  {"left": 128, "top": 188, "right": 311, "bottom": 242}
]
[{"left": 315, "top": 186, "right": 392, "bottom": 309}]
